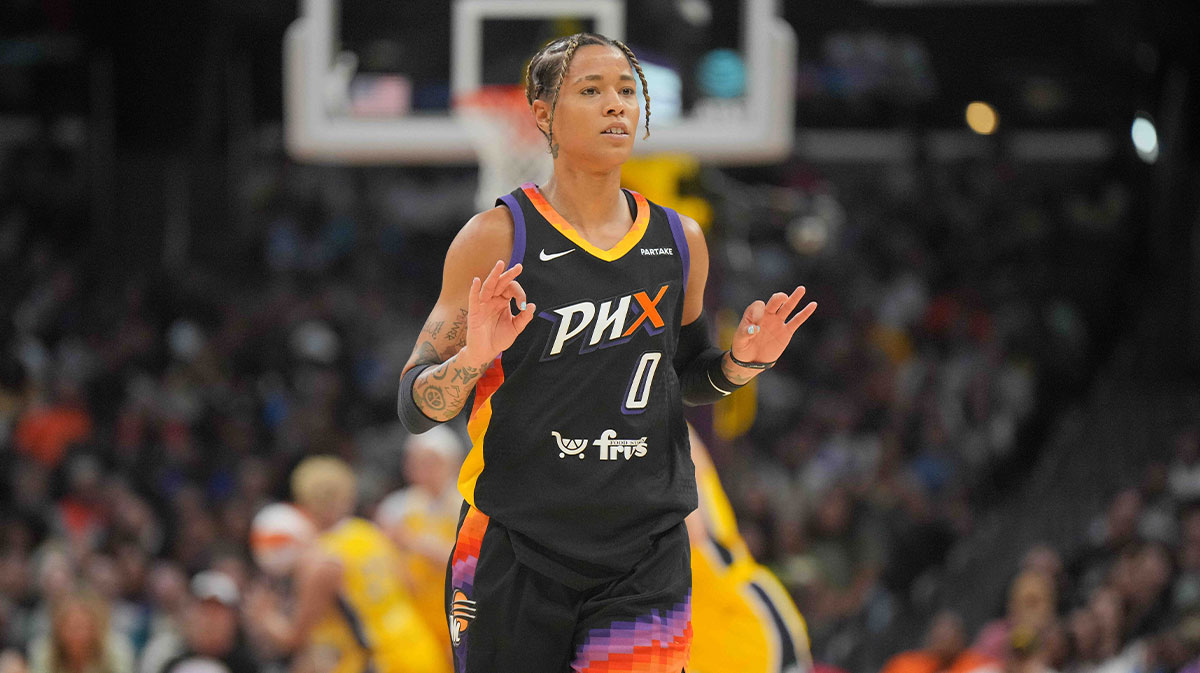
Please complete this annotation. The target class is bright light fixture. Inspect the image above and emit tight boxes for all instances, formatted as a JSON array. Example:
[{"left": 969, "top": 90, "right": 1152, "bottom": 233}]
[
  {"left": 1131, "top": 114, "right": 1159, "bottom": 164},
  {"left": 965, "top": 101, "right": 999, "bottom": 135}
]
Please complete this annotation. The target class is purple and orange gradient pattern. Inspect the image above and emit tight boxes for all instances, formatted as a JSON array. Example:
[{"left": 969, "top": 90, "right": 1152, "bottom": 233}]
[
  {"left": 571, "top": 596, "right": 692, "bottom": 673},
  {"left": 449, "top": 506, "right": 489, "bottom": 673},
  {"left": 450, "top": 507, "right": 489, "bottom": 599}
]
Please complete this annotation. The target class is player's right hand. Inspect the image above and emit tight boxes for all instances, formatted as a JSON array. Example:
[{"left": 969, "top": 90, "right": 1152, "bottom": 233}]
[{"left": 462, "top": 260, "right": 535, "bottom": 364}]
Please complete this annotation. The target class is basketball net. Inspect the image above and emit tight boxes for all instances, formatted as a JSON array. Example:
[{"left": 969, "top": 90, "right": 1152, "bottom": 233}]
[{"left": 454, "top": 85, "right": 553, "bottom": 212}]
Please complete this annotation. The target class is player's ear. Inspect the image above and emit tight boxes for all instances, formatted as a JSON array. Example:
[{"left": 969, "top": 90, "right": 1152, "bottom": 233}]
[{"left": 531, "top": 99, "right": 552, "bottom": 137}]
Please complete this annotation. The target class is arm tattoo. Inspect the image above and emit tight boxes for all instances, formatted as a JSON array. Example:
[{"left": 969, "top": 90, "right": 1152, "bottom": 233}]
[
  {"left": 451, "top": 363, "right": 483, "bottom": 384},
  {"left": 412, "top": 341, "right": 441, "bottom": 367},
  {"left": 413, "top": 351, "right": 491, "bottom": 421},
  {"left": 444, "top": 309, "right": 468, "bottom": 344},
  {"left": 421, "top": 387, "right": 446, "bottom": 411}
]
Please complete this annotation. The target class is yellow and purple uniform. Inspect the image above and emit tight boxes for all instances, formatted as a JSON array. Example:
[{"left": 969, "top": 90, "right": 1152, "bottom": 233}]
[
  {"left": 688, "top": 447, "right": 812, "bottom": 673},
  {"left": 308, "top": 518, "right": 444, "bottom": 673},
  {"left": 375, "top": 488, "right": 459, "bottom": 673}
]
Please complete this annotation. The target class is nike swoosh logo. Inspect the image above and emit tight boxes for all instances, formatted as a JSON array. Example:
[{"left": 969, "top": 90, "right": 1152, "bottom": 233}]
[{"left": 539, "top": 248, "right": 575, "bottom": 262}]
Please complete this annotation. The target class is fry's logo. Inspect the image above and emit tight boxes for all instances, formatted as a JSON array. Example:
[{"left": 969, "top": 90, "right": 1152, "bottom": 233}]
[
  {"left": 538, "top": 284, "right": 670, "bottom": 359},
  {"left": 552, "top": 430, "right": 648, "bottom": 461}
]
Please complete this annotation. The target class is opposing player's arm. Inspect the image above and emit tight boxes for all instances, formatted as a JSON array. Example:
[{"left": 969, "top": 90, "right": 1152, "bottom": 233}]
[
  {"left": 399, "top": 208, "right": 534, "bottom": 429},
  {"left": 248, "top": 550, "right": 342, "bottom": 652}
]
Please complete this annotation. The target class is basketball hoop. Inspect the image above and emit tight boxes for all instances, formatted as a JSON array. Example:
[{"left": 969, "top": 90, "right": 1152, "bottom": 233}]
[{"left": 454, "top": 85, "right": 553, "bottom": 212}]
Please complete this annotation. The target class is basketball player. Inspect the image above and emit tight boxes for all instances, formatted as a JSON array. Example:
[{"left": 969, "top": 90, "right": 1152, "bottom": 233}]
[
  {"left": 396, "top": 33, "right": 817, "bottom": 672},
  {"left": 685, "top": 426, "right": 813, "bottom": 673},
  {"left": 244, "top": 457, "right": 443, "bottom": 673},
  {"left": 375, "top": 427, "right": 465, "bottom": 673}
]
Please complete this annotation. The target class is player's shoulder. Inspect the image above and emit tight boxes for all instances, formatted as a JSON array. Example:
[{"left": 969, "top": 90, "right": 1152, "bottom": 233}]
[
  {"left": 671, "top": 211, "right": 706, "bottom": 257},
  {"left": 457, "top": 205, "right": 514, "bottom": 248},
  {"left": 445, "top": 204, "right": 517, "bottom": 272},
  {"left": 674, "top": 212, "right": 703, "bottom": 239}
]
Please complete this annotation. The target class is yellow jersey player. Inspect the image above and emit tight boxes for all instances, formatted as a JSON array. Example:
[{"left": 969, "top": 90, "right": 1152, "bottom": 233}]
[
  {"left": 375, "top": 427, "right": 464, "bottom": 673},
  {"left": 246, "top": 457, "right": 443, "bottom": 673},
  {"left": 686, "top": 427, "right": 813, "bottom": 673}
]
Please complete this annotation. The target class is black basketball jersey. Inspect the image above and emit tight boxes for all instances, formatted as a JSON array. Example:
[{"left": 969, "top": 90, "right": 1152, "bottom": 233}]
[{"left": 456, "top": 182, "right": 697, "bottom": 587}]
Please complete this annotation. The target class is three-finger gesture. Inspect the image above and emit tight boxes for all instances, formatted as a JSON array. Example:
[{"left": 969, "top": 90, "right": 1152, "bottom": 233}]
[
  {"left": 730, "top": 286, "right": 817, "bottom": 366},
  {"left": 463, "top": 260, "right": 536, "bottom": 364}
]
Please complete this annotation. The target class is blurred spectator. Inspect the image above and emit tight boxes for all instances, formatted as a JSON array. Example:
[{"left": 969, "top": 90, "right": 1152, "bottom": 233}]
[
  {"left": 1174, "top": 507, "right": 1200, "bottom": 615},
  {"left": 26, "top": 548, "right": 75, "bottom": 645},
  {"left": 1020, "top": 545, "right": 1066, "bottom": 604},
  {"left": 1070, "top": 489, "right": 1144, "bottom": 603},
  {"left": 1064, "top": 607, "right": 1103, "bottom": 673},
  {"left": 879, "top": 610, "right": 995, "bottom": 673},
  {"left": 0, "top": 650, "right": 29, "bottom": 673},
  {"left": 969, "top": 624, "right": 1066, "bottom": 673},
  {"left": 12, "top": 382, "right": 91, "bottom": 471},
  {"left": 27, "top": 591, "right": 133, "bottom": 673},
  {"left": 153, "top": 571, "right": 255, "bottom": 673},
  {"left": 51, "top": 457, "right": 108, "bottom": 560},
  {"left": 1088, "top": 586, "right": 1126, "bottom": 663},
  {"left": 786, "top": 484, "right": 888, "bottom": 666},
  {"left": 1112, "top": 543, "right": 1173, "bottom": 639},
  {"left": 138, "top": 564, "right": 190, "bottom": 673},
  {"left": 975, "top": 570, "right": 1059, "bottom": 661},
  {"left": 1138, "top": 463, "right": 1177, "bottom": 545},
  {"left": 1170, "top": 428, "right": 1200, "bottom": 505}
]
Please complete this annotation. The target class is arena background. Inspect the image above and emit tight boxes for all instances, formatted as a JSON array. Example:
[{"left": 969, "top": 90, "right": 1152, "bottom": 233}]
[{"left": 1, "top": 0, "right": 1199, "bottom": 672}]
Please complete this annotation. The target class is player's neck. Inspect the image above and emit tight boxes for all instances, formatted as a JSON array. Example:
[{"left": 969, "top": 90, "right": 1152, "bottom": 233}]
[{"left": 540, "top": 166, "right": 628, "bottom": 235}]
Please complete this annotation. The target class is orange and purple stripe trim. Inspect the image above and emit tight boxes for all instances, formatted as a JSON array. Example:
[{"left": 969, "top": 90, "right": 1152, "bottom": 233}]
[
  {"left": 521, "top": 183, "right": 650, "bottom": 262},
  {"left": 496, "top": 193, "right": 527, "bottom": 268},
  {"left": 571, "top": 595, "right": 692, "bottom": 672}
]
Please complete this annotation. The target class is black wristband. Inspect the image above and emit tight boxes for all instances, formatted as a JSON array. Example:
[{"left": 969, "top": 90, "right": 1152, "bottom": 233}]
[
  {"left": 675, "top": 314, "right": 745, "bottom": 406},
  {"left": 728, "top": 350, "right": 776, "bottom": 370},
  {"left": 397, "top": 363, "right": 442, "bottom": 434},
  {"left": 705, "top": 356, "right": 746, "bottom": 396}
]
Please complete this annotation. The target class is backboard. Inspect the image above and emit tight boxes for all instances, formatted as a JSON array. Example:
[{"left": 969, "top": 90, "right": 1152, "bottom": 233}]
[{"left": 283, "top": 0, "right": 796, "bottom": 164}]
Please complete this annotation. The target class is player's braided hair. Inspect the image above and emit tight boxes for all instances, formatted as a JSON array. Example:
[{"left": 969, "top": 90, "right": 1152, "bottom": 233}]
[{"left": 524, "top": 33, "right": 651, "bottom": 156}]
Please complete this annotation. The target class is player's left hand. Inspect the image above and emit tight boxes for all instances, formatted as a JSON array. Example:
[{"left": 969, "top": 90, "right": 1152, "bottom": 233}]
[{"left": 730, "top": 286, "right": 817, "bottom": 366}]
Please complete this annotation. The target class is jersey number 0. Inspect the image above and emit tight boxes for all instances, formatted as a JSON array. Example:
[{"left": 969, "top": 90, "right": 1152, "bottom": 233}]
[{"left": 623, "top": 351, "right": 661, "bottom": 413}]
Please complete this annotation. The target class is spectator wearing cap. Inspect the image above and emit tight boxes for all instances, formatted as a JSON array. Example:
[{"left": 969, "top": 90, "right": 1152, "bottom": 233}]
[
  {"left": 375, "top": 426, "right": 464, "bottom": 664},
  {"left": 151, "top": 571, "right": 255, "bottom": 673}
]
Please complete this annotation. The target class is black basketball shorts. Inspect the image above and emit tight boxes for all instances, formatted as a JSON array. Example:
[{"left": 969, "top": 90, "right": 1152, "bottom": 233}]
[{"left": 445, "top": 503, "right": 692, "bottom": 673}]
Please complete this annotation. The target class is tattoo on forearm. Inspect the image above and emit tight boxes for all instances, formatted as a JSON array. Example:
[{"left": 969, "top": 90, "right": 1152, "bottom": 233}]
[
  {"left": 427, "top": 320, "right": 444, "bottom": 338},
  {"left": 413, "top": 341, "right": 441, "bottom": 367},
  {"left": 422, "top": 387, "right": 446, "bottom": 411},
  {"left": 451, "top": 364, "right": 482, "bottom": 385},
  {"left": 414, "top": 352, "right": 490, "bottom": 421},
  {"left": 444, "top": 309, "right": 468, "bottom": 344}
]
